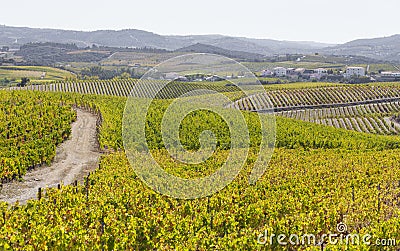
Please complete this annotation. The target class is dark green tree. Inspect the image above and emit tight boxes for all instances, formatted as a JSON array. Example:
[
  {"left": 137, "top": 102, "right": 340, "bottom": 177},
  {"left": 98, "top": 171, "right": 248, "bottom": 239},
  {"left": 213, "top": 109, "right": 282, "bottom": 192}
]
[{"left": 17, "top": 77, "right": 30, "bottom": 87}]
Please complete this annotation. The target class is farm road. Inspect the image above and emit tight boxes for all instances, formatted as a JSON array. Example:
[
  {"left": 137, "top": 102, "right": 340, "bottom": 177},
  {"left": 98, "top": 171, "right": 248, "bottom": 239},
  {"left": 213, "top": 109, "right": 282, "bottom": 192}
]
[{"left": 0, "top": 109, "right": 100, "bottom": 204}]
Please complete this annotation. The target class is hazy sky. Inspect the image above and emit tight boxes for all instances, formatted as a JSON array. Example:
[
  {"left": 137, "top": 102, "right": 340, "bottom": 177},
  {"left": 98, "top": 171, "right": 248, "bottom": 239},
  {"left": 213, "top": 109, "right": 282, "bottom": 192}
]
[{"left": 1, "top": 0, "right": 399, "bottom": 44}]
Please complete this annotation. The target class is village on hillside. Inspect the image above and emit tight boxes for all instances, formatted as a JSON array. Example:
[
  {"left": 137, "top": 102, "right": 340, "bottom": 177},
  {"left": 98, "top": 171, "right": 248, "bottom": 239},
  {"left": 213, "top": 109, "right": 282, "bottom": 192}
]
[
  {"left": 261, "top": 66, "right": 400, "bottom": 83},
  {"left": 159, "top": 66, "right": 400, "bottom": 85}
]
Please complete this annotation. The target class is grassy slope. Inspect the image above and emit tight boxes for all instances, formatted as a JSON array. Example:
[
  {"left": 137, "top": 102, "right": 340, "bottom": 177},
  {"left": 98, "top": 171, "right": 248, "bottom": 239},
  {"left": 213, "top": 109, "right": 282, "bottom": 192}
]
[{"left": 0, "top": 66, "right": 75, "bottom": 81}]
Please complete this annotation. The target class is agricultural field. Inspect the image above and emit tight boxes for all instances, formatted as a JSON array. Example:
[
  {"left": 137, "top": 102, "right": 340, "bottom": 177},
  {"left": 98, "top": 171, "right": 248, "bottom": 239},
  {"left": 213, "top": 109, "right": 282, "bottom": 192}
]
[
  {"left": 101, "top": 51, "right": 185, "bottom": 67},
  {"left": 10, "top": 79, "right": 241, "bottom": 98},
  {"left": 277, "top": 102, "right": 400, "bottom": 134},
  {"left": 0, "top": 80, "right": 400, "bottom": 250},
  {"left": 242, "top": 61, "right": 345, "bottom": 73},
  {"left": 0, "top": 66, "right": 75, "bottom": 84},
  {"left": 227, "top": 83, "right": 400, "bottom": 138},
  {"left": 13, "top": 80, "right": 400, "bottom": 136},
  {"left": 0, "top": 91, "right": 76, "bottom": 181},
  {"left": 11, "top": 79, "right": 345, "bottom": 97}
]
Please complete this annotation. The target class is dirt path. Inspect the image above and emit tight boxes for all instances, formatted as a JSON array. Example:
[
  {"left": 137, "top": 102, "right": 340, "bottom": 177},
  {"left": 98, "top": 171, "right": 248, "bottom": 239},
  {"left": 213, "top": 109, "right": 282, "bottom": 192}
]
[{"left": 0, "top": 109, "right": 100, "bottom": 204}]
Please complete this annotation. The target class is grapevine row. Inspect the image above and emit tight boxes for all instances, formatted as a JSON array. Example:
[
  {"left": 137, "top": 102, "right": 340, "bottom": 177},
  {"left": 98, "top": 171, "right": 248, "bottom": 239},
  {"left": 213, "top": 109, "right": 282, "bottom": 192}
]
[
  {"left": 276, "top": 102, "right": 400, "bottom": 135},
  {"left": 231, "top": 85, "right": 400, "bottom": 110},
  {"left": 10, "top": 80, "right": 240, "bottom": 99}
]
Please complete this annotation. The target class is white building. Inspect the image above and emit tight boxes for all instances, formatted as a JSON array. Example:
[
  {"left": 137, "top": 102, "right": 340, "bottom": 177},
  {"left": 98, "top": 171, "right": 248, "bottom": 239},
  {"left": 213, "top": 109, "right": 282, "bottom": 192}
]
[
  {"left": 165, "top": 72, "right": 180, "bottom": 80},
  {"left": 314, "top": 68, "right": 328, "bottom": 75},
  {"left": 273, "top": 67, "right": 287, "bottom": 77},
  {"left": 205, "top": 75, "right": 224, "bottom": 82},
  {"left": 381, "top": 71, "right": 400, "bottom": 78},
  {"left": 294, "top": 68, "right": 306, "bottom": 75},
  {"left": 286, "top": 68, "right": 296, "bottom": 75},
  {"left": 261, "top": 69, "right": 273, "bottom": 77},
  {"left": 345, "top": 67, "right": 365, "bottom": 77}
]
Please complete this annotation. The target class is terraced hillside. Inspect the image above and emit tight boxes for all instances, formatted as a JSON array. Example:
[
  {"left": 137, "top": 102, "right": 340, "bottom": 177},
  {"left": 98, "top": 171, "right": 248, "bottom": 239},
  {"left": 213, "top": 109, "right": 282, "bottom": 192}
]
[
  {"left": 276, "top": 102, "right": 400, "bottom": 135},
  {"left": 230, "top": 85, "right": 400, "bottom": 111},
  {"left": 231, "top": 84, "right": 400, "bottom": 135},
  {"left": 10, "top": 79, "right": 240, "bottom": 99},
  {"left": 13, "top": 81, "right": 400, "bottom": 135}
]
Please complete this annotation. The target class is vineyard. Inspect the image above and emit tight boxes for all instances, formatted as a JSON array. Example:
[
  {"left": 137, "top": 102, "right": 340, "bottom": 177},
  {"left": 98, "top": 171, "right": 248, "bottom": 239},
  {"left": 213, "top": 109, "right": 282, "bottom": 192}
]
[
  {"left": 0, "top": 91, "right": 76, "bottom": 181},
  {"left": 228, "top": 84, "right": 400, "bottom": 136},
  {"left": 231, "top": 85, "right": 400, "bottom": 110},
  {"left": 276, "top": 102, "right": 400, "bottom": 135},
  {"left": 10, "top": 79, "right": 240, "bottom": 99},
  {"left": 14, "top": 81, "right": 400, "bottom": 136},
  {"left": 0, "top": 83, "right": 399, "bottom": 250}
]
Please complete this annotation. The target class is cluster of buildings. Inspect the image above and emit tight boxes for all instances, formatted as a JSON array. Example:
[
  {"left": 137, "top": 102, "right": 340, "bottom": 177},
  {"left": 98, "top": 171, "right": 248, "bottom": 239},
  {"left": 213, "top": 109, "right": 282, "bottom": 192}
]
[
  {"left": 262, "top": 66, "right": 367, "bottom": 81},
  {"left": 344, "top": 67, "right": 366, "bottom": 78},
  {"left": 379, "top": 71, "right": 400, "bottom": 81},
  {"left": 162, "top": 66, "right": 400, "bottom": 83},
  {"left": 164, "top": 72, "right": 226, "bottom": 82},
  {"left": 262, "top": 66, "right": 400, "bottom": 83}
]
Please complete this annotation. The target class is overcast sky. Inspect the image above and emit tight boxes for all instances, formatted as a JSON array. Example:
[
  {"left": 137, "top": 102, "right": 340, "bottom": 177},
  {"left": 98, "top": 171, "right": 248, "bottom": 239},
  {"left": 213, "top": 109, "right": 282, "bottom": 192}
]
[{"left": 1, "top": 0, "right": 399, "bottom": 44}]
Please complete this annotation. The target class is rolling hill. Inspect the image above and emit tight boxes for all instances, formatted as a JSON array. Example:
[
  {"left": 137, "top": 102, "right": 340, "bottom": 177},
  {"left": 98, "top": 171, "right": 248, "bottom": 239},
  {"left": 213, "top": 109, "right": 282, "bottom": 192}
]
[
  {"left": 1, "top": 25, "right": 400, "bottom": 61},
  {"left": 0, "top": 25, "right": 331, "bottom": 55},
  {"left": 175, "top": 43, "right": 266, "bottom": 60},
  {"left": 323, "top": 34, "right": 400, "bottom": 62}
]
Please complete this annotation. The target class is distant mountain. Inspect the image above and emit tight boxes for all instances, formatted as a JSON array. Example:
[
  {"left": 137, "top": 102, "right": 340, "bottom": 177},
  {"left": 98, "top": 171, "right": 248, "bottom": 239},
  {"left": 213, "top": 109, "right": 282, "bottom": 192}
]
[
  {"left": 169, "top": 36, "right": 274, "bottom": 55},
  {"left": 0, "top": 25, "right": 172, "bottom": 49},
  {"left": 0, "top": 25, "right": 331, "bottom": 56},
  {"left": 241, "top": 38, "right": 334, "bottom": 54},
  {"left": 167, "top": 35, "right": 332, "bottom": 55},
  {"left": 14, "top": 42, "right": 111, "bottom": 65},
  {"left": 175, "top": 43, "right": 266, "bottom": 60},
  {"left": 323, "top": 35, "right": 400, "bottom": 62},
  {"left": 1, "top": 25, "right": 400, "bottom": 62}
]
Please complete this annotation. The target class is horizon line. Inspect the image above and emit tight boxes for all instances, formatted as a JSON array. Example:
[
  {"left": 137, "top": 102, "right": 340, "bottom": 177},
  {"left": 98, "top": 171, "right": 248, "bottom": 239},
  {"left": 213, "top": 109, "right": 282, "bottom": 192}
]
[{"left": 1, "top": 23, "right": 399, "bottom": 45}]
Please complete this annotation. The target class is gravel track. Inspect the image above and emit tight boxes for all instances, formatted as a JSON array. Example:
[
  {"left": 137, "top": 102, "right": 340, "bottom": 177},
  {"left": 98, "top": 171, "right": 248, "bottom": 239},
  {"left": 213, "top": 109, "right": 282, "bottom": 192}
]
[{"left": 0, "top": 109, "right": 100, "bottom": 204}]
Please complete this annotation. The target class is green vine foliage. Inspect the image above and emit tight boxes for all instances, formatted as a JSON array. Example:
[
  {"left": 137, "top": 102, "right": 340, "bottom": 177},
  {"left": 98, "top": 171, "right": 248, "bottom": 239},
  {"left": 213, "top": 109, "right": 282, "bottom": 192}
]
[{"left": 0, "top": 89, "right": 399, "bottom": 250}]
